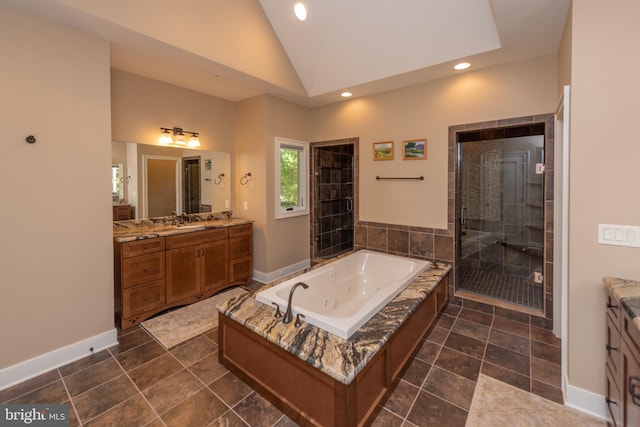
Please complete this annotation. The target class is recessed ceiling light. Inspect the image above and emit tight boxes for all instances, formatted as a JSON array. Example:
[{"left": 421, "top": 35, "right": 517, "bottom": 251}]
[
  {"left": 341, "top": 91, "right": 352, "bottom": 98},
  {"left": 294, "top": 3, "right": 307, "bottom": 21},
  {"left": 454, "top": 62, "right": 471, "bottom": 71}
]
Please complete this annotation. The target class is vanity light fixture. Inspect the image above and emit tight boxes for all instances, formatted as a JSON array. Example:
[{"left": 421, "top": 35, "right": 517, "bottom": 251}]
[
  {"left": 454, "top": 62, "right": 471, "bottom": 71},
  {"left": 159, "top": 127, "right": 200, "bottom": 147},
  {"left": 294, "top": 2, "right": 307, "bottom": 21}
]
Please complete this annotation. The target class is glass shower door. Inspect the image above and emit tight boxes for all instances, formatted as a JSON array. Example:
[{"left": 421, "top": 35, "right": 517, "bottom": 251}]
[{"left": 458, "top": 135, "right": 544, "bottom": 310}]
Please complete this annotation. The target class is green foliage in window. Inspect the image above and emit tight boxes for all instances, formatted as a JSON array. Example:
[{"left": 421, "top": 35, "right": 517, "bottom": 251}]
[{"left": 280, "top": 147, "right": 300, "bottom": 209}]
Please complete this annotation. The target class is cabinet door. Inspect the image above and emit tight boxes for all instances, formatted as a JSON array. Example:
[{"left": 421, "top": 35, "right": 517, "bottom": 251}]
[
  {"left": 201, "top": 240, "right": 228, "bottom": 292},
  {"left": 166, "top": 246, "right": 200, "bottom": 303}
]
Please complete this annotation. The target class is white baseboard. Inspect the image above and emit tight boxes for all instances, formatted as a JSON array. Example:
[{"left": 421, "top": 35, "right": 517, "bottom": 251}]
[
  {"left": 565, "top": 380, "right": 610, "bottom": 423},
  {"left": 253, "top": 258, "right": 311, "bottom": 284},
  {"left": 0, "top": 328, "right": 118, "bottom": 391}
]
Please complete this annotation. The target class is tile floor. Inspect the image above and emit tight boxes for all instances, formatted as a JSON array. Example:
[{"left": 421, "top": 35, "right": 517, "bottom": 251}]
[{"left": 1, "top": 299, "right": 570, "bottom": 426}]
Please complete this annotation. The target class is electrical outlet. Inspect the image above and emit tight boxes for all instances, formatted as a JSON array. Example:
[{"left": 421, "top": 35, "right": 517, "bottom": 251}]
[{"left": 534, "top": 272, "right": 543, "bottom": 284}]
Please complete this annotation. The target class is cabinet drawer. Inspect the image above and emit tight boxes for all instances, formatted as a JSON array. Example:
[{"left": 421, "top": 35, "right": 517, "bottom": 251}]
[
  {"left": 230, "top": 256, "right": 252, "bottom": 284},
  {"left": 122, "top": 252, "right": 165, "bottom": 288},
  {"left": 122, "top": 279, "right": 165, "bottom": 318},
  {"left": 166, "top": 228, "right": 228, "bottom": 249},
  {"left": 607, "top": 313, "right": 622, "bottom": 377},
  {"left": 229, "top": 235, "right": 252, "bottom": 260},
  {"left": 121, "top": 237, "right": 165, "bottom": 258},
  {"left": 229, "top": 224, "right": 252, "bottom": 238}
]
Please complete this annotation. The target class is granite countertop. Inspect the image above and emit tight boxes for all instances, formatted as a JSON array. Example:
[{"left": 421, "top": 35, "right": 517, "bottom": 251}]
[
  {"left": 604, "top": 276, "right": 640, "bottom": 331},
  {"left": 217, "top": 260, "right": 451, "bottom": 385},
  {"left": 113, "top": 214, "right": 253, "bottom": 243}
]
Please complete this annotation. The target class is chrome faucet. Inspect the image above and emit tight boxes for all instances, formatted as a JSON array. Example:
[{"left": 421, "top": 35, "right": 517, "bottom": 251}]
[{"left": 282, "top": 282, "right": 309, "bottom": 324}]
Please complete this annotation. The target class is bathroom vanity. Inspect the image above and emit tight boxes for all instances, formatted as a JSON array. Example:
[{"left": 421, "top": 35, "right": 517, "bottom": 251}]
[
  {"left": 218, "top": 259, "right": 450, "bottom": 426},
  {"left": 604, "top": 277, "right": 640, "bottom": 426},
  {"left": 113, "top": 218, "right": 252, "bottom": 330}
]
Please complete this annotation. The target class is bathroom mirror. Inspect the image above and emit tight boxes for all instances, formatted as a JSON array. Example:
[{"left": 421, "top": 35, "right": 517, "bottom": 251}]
[{"left": 112, "top": 141, "right": 231, "bottom": 219}]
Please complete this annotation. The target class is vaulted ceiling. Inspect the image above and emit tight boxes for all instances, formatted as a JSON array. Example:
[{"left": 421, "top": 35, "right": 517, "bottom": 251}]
[{"left": 0, "top": 0, "right": 569, "bottom": 107}]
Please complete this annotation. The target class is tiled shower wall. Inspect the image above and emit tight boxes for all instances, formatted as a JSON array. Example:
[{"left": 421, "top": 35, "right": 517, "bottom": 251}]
[{"left": 309, "top": 137, "right": 359, "bottom": 260}]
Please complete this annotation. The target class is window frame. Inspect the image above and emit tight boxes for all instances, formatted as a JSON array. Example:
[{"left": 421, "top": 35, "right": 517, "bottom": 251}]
[{"left": 275, "top": 137, "right": 309, "bottom": 219}]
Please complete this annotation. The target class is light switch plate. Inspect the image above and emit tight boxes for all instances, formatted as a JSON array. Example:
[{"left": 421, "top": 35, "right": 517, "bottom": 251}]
[{"left": 598, "top": 224, "right": 640, "bottom": 248}]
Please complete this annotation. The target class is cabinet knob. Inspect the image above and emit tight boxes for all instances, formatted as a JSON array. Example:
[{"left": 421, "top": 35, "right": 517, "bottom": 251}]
[
  {"left": 606, "top": 398, "right": 618, "bottom": 406},
  {"left": 143, "top": 267, "right": 148, "bottom": 272},
  {"left": 606, "top": 344, "right": 618, "bottom": 352},
  {"left": 143, "top": 244, "right": 149, "bottom": 249},
  {"left": 607, "top": 302, "right": 619, "bottom": 309}
]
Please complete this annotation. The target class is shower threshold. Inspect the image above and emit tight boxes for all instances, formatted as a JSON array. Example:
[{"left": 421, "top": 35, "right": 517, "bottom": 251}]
[{"left": 457, "top": 266, "right": 544, "bottom": 313}]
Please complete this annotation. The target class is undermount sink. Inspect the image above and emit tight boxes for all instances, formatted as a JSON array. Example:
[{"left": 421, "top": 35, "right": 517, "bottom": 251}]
[{"left": 175, "top": 224, "right": 203, "bottom": 229}]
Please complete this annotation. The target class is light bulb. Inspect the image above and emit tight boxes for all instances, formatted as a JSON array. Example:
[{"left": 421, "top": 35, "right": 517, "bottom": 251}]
[
  {"left": 294, "top": 2, "right": 307, "bottom": 21},
  {"left": 174, "top": 131, "right": 186, "bottom": 145},
  {"left": 188, "top": 134, "right": 201, "bottom": 147},
  {"left": 159, "top": 129, "right": 173, "bottom": 145}
]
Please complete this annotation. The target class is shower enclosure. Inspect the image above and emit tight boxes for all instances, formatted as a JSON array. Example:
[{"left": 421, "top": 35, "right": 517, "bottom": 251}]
[
  {"left": 312, "top": 144, "right": 354, "bottom": 259},
  {"left": 457, "top": 133, "right": 544, "bottom": 311}
]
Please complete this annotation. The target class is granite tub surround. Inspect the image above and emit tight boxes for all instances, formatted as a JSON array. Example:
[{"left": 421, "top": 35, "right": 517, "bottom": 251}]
[
  {"left": 217, "top": 258, "right": 451, "bottom": 384},
  {"left": 604, "top": 276, "right": 640, "bottom": 326},
  {"left": 113, "top": 212, "right": 252, "bottom": 242}
]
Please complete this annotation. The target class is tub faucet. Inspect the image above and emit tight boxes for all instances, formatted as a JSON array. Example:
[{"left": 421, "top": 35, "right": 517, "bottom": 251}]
[{"left": 283, "top": 282, "right": 309, "bottom": 324}]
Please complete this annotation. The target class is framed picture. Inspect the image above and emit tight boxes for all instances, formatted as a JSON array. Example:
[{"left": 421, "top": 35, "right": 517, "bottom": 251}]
[
  {"left": 402, "top": 139, "right": 427, "bottom": 160},
  {"left": 373, "top": 141, "right": 394, "bottom": 160}
]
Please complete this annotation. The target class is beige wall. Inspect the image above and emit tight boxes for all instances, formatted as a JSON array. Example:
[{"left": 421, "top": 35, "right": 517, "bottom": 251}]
[
  {"left": 236, "top": 96, "right": 269, "bottom": 272},
  {"left": 567, "top": 0, "right": 640, "bottom": 394},
  {"left": 310, "top": 55, "right": 558, "bottom": 229},
  {"left": 0, "top": 6, "right": 113, "bottom": 368},
  {"left": 264, "top": 96, "right": 310, "bottom": 272},
  {"left": 235, "top": 95, "right": 310, "bottom": 275},
  {"left": 111, "top": 69, "right": 236, "bottom": 153}
]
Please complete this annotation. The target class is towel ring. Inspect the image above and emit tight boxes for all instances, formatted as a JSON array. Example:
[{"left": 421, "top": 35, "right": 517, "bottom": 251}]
[
  {"left": 240, "top": 172, "right": 252, "bottom": 185},
  {"left": 214, "top": 173, "right": 224, "bottom": 185}
]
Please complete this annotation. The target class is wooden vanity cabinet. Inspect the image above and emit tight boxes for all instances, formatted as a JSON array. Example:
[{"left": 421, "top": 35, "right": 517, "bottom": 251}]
[
  {"left": 165, "top": 228, "right": 229, "bottom": 304},
  {"left": 113, "top": 204, "right": 132, "bottom": 221},
  {"left": 114, "top": 237, "right": 166, "bottom": 329},
  {"left": 605, "top": 293, "right": 640, "bottom": 426},
  {"left": 114, "top": 223, "right": 253, "bottom": 330}
]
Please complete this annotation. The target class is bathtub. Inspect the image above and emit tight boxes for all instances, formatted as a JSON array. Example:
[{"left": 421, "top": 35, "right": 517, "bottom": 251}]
[{"left": 255, "top": 250, "right": 432, "bottom": 338}]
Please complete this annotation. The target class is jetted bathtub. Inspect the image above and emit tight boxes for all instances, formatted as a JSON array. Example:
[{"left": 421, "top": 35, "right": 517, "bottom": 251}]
[{"left": 255, "top": 250, "right": 432, "bottom": 338}]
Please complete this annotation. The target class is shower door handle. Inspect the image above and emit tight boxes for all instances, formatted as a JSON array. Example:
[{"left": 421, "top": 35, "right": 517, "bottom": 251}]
[
  {"left": 461, "top": 207, "right": 467, "bottom": 225},
  {"left": 346, "top": 197, "right": 353, "bottom": 212}
]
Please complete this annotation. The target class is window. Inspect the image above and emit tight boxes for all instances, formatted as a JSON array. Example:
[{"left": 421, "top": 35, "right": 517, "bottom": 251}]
[
  {"left": 275, "top": 137, "right": 309, "bottom": 219},
  {"left": 112, "top": 164, "right": 123, "bottom": 200}
]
